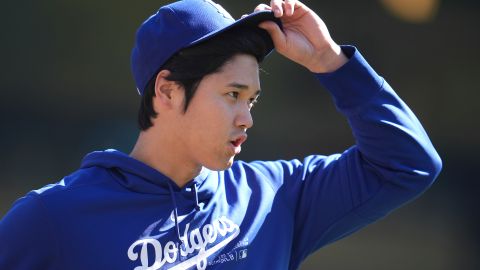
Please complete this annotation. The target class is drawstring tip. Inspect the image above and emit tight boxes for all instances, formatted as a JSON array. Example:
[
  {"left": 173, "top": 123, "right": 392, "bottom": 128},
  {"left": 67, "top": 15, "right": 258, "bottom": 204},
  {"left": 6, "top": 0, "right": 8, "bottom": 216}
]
[
  {"left": 176, "top": 242, "right": 181, "bottom": 261},
  {"left": 193, "top": 183, "right": 201, "bottom": 211}
]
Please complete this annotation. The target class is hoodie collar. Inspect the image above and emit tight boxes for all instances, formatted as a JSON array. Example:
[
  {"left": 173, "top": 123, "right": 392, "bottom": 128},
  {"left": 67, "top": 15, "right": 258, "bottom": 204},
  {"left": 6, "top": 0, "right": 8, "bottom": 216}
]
[
  {"left": 80, "top": 149, "right": 213, "bottom": 194},
  {"left": 81, "top": 149, "right": 216, "bottom": 257}
]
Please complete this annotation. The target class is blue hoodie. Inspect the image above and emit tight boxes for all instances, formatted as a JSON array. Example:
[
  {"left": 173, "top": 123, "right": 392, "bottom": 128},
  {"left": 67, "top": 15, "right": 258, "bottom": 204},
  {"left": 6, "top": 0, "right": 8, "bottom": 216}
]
[{"left": 0, "top": 46, "right": 442, "bottom": 270}]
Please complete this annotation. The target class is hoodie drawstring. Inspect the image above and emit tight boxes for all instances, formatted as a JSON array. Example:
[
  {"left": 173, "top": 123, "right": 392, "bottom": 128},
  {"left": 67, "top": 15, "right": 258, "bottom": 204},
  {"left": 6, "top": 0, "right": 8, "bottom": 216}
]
[
  {"left": 166, "top": 181, "right": 201, "bottom": 260},
  {"left": 167, "top": 181, "right": 182, "bottom": 260},
  {"left": 193, "top": 183, "right": 200, "bottom": 211}
]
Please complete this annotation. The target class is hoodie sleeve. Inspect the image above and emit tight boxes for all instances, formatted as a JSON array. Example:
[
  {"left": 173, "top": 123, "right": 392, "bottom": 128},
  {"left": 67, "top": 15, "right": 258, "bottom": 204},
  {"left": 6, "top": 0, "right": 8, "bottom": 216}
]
[
  {"left": 0, "top": 194, "right": 59, "bottom": 269},
  {"left": 251, "top": 46, "right": 442, "bottom": 266}
]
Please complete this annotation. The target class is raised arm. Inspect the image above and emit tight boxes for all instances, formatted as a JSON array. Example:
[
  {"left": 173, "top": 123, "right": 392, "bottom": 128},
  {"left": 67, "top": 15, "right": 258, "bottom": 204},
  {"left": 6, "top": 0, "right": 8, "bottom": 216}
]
[{"left": 249, "top": 1, "right": 442, "bottom": 266}]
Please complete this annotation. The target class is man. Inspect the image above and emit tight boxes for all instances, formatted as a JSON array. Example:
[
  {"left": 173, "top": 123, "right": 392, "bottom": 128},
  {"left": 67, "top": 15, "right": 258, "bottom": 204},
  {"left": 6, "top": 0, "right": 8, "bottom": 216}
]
[{"left": 0, "top": 0, "right": 442, "bottom": 269}]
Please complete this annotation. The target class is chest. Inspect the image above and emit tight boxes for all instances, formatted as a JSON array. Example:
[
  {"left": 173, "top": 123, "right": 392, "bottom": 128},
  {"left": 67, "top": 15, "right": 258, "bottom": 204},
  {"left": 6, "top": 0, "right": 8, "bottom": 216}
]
[{"left": 54, "top": 181, "right": 294, "bottom": 269}]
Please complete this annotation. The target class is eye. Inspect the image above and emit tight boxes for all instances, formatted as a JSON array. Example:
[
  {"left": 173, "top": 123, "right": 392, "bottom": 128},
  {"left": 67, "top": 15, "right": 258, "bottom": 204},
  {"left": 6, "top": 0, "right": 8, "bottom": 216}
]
[{"left": 227, "top": 91, "right": 239, "bottom": 99}]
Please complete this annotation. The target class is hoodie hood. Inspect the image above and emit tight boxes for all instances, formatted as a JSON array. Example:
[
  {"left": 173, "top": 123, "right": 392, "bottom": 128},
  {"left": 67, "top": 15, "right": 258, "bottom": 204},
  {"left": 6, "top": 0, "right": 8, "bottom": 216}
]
[
  {"left": 80, "top": 149, "right": 219, "bottom": 252},
  {"left": 80, "top": 149, "right": 216, "bottom": 198},
  {"left": 80, "top": 149, "right": 211, "bottom": 187}
]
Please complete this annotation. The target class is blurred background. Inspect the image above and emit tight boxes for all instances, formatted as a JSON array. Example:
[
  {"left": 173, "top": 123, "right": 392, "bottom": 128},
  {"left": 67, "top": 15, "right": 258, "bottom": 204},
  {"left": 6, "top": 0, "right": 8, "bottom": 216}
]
[{"left": 0, "top": 0, "right": 478, "bottom": 269}]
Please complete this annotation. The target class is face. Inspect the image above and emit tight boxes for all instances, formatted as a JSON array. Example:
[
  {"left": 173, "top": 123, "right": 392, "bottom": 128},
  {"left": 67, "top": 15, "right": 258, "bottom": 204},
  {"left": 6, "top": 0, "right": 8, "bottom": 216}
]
[{"left": 173, "top": 54, "right": 261, "bottom": 171}]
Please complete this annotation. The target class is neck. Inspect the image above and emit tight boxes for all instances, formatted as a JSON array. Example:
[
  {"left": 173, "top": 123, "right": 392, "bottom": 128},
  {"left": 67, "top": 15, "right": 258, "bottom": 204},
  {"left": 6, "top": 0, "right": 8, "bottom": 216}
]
[{"left": 130, "top": 130, "right": 202, "bottom": 188}]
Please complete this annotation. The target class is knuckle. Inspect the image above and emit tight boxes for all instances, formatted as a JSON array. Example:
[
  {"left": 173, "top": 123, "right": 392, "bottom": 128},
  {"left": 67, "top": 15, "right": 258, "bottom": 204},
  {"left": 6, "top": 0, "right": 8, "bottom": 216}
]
[{"left": 255, "top": 3, "right": 268, "bottom": 10}]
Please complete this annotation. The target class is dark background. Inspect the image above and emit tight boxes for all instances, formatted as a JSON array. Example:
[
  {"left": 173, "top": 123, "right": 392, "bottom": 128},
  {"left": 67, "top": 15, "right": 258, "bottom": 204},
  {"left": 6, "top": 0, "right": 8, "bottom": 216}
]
[{"left": 1, "top": 0, "right": 478, "bottom": 269}]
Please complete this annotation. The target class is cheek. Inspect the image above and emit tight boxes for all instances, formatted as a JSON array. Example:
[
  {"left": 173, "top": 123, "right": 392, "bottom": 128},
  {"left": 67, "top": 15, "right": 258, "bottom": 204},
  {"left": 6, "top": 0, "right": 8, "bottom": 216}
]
[
  {"left": 186, "top": 101, "right": 231, "bottom": 140},
  {"left": 197, "top": 98, "right": 232, "bottom": 126},
  {"left": 205, "top": 116, "right": 235, "bottom": 160},
  {"left": 183, "top": 91, "right": 236, "bottom": 140},
  {"left": 201, "top": 110, "right": 232, "bottom": 142}
]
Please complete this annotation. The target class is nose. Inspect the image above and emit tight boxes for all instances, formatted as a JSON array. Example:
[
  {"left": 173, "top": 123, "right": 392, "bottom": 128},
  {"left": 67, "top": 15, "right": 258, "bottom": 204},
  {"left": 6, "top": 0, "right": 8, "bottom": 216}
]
[{"left": 235, "top": 105, "right": 253, "bottom": 130}]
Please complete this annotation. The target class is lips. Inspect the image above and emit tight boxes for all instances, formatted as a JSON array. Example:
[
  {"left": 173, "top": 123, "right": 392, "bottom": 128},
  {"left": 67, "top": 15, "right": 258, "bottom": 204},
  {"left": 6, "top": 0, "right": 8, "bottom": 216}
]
[
  {"left": 229, "top": 134, "right": 247, "bottom": 155},
  {"left": 230, "top": 134, "right": 247, "bottom": 147}
]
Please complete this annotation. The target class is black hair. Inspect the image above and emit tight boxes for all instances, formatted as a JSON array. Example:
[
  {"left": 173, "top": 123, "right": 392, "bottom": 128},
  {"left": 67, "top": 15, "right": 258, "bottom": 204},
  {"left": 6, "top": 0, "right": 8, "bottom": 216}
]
[{"left": 137, "top": 25, "right": 271, "bottom": 130}]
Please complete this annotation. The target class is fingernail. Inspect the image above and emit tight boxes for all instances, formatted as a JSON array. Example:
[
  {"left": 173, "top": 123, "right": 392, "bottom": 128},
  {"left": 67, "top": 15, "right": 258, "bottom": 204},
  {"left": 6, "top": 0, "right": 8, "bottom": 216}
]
[{"left": 274, "top": 7, "right": 281, "bottom": 16}]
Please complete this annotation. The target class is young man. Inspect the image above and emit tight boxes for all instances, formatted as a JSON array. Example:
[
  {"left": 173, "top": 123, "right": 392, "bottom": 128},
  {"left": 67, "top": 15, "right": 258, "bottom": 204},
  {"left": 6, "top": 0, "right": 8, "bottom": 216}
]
[{"left": 0, "top": 0, "right": 442, "bottom": 269}]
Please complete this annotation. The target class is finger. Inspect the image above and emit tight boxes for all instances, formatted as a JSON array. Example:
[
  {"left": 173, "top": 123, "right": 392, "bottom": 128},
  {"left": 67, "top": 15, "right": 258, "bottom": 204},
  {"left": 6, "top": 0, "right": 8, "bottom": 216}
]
[
  {"left": 270, "top": 0, "right": 283, "bottom": 17},
  {"left": 254, "top": 3, "right": 272, "bottom": 13},
  {"left": 284, "top": 0, "right": 296, "bottom": 16},
  {"left": 258, "top": 21, "right": 286, "bottom": 51}
]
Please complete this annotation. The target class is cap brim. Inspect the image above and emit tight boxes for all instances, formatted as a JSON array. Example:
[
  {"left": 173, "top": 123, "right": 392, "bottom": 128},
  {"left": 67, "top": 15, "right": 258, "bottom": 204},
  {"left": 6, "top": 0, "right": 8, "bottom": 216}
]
[{"left": 187, "top": 10, "right": 282, "bottom": 56}]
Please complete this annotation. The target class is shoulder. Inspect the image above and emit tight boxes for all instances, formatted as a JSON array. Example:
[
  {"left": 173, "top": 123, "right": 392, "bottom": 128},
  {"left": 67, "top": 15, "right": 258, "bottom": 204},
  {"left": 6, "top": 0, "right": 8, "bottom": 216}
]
[
  {"left": 31, "top": 166, "right": 113, "bottom": 198},
  {"left": 225, "top": 155, "right": 332, "bottom": 189},
  {"left": 233, "top": 155, "right": 333, "bottom": 177},
  {"left": 6, "top": 166, "right": 117, "bottom": 222},
  {"left": 0, "top": 191, "right": 61, "bottom": 267}
]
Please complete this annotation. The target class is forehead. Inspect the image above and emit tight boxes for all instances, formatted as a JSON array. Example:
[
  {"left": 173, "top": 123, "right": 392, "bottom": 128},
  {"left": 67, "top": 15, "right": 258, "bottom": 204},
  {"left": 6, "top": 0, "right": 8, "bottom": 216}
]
[{"left": 211, "top": 54, "right": 260, "bottom": 86}]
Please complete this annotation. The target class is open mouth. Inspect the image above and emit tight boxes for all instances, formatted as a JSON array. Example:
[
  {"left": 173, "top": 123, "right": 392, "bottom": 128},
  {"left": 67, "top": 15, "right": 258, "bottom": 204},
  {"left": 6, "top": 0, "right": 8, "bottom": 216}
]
[
  {"left": 230, "top": 134, "right": 247, "bottom": 148},
  {"left": 231, "top": 138, "right": 243, "bottom": 147}
]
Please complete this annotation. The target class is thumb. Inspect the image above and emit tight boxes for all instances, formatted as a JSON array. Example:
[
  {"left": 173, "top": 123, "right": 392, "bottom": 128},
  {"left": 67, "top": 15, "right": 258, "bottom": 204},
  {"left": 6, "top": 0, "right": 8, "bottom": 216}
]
[{"left": 258, "top": 21, "right": 286, "bottom": 51}]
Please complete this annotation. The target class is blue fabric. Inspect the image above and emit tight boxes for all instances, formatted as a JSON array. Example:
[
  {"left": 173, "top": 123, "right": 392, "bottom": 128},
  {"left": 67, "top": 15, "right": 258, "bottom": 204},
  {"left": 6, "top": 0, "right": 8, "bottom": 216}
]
[
  {"left": 131, "top": 0, "right": 280, "bottom": 94},
  {"left": 0, "top": 47, "right": 442, "bottom": 270}
]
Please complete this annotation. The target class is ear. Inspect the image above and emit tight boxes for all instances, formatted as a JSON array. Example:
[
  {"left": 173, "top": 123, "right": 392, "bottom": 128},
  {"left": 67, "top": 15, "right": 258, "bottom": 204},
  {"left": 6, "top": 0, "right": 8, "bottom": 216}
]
[{"left": 153, "top": 70, "right": 183, "bottom": 111}]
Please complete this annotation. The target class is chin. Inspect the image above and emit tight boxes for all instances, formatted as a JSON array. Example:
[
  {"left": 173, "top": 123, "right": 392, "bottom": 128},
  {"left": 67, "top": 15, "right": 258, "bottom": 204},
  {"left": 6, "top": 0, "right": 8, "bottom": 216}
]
[{"left": 204, "top": 157, "right": 235, "bottom": 171}]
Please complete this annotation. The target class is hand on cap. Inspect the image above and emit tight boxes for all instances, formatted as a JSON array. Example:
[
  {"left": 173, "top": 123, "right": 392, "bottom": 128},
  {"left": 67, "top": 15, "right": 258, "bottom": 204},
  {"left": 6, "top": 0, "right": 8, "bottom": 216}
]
[{"left": 257, "top": 1, "right": 348, "bottom": 73}]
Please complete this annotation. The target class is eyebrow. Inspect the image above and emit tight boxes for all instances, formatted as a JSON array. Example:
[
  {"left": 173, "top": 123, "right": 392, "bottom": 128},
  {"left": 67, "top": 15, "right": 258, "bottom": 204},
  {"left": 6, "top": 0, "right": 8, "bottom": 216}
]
[{"left": 227, "top": 82, "right": 261, "bottom": 95}]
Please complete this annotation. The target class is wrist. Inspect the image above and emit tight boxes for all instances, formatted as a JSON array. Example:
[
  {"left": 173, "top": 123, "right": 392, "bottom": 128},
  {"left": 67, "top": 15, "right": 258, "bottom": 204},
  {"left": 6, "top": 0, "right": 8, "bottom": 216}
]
[{"left": 307, "top": 43, "right": 348, "bottom": 73}]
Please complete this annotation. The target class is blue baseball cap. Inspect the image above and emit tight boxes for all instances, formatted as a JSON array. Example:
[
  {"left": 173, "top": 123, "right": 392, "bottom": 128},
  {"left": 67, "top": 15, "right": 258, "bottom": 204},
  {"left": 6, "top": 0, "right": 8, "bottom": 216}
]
[{"left": 131, "top": 0, "right": 281, "bottom": 95}]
